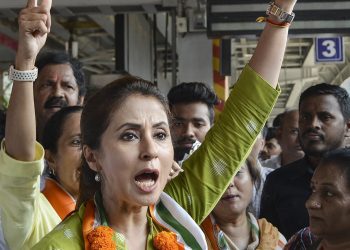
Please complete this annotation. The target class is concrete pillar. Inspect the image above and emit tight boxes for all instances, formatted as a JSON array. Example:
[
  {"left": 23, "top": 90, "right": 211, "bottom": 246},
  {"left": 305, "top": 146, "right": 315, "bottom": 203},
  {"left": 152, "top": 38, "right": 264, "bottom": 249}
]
[{"left": 177, "top": 33, "right": 213, "bottom": 86}]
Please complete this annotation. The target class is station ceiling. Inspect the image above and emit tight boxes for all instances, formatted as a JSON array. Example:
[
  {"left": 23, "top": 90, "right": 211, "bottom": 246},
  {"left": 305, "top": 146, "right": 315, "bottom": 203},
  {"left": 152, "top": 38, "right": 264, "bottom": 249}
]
[{"left": 0, "top": 0, "right": 349, "bottom": 117}]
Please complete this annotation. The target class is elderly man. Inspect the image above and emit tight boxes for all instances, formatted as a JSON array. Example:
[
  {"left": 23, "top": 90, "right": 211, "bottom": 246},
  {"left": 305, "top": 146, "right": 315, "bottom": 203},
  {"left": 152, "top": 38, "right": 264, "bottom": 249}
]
[{"left": 34, "top": 51, "right": 86, "bottom": 141}]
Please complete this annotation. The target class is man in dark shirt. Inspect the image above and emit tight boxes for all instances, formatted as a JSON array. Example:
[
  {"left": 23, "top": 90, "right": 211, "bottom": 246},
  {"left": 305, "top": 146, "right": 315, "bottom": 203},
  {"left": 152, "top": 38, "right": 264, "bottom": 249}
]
[{"left": 260, "top": 83, "right": 350, "bottom": 239}]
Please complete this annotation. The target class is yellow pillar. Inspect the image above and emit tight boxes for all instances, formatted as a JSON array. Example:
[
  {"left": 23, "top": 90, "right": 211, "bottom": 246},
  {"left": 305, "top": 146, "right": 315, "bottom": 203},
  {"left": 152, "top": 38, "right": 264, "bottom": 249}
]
[{"left": 212, "top": 39, "right": 229, "bottom": 117}]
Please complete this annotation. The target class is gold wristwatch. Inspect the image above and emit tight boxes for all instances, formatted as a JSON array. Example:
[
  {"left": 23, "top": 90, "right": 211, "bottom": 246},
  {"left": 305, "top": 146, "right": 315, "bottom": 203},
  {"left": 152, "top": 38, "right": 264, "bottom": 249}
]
[{"left": 266, "top": 1, "right": 295, "bottom": 23}]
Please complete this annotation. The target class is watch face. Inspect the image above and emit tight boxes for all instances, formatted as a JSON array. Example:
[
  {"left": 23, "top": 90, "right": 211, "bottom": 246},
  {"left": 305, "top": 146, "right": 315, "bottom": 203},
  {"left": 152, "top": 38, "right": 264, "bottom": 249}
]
[{"left": 280, "top": 12, "right": 287, "bottom": 20}]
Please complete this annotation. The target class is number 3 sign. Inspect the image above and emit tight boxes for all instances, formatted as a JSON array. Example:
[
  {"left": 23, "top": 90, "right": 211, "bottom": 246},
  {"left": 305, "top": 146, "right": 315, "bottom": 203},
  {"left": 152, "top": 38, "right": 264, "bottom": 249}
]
[{"left": 315, "top": 37, "right": 344, "bottom": 63}]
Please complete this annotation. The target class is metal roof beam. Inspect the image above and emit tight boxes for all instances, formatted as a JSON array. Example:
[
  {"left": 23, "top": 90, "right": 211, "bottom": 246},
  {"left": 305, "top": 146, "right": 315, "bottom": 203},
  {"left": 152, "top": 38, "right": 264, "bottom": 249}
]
[
  {"left": 0, "top": 0, "right": 162, "bottom": 9},
  {"left": 210, "top": 2, "right": 350, "bottom": 13},
  {"left": 88, "top": 14, "right": 115, "bottom": 38},
  {"left": 212, "top": 20, "right": 350, "bottom": 32}
]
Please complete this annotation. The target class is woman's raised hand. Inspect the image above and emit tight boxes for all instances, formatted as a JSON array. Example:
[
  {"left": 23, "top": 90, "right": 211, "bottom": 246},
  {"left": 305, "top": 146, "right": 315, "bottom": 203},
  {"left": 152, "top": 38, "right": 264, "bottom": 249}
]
[
  {"left": 16, "top": 0, "right": 52, "bottom": 70},
  {"left": 167, "top": 161, "right": 184, "bottom": 182},
  {"left": 249, "top": 0, "right": 298, "bottom": 88}
]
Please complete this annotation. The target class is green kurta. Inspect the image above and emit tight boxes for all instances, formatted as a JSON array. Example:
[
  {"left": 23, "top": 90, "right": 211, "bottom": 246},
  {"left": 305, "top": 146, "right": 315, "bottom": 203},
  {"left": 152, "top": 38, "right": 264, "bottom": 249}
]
[
  {"left": 0, "top": 142, "right": 61, "bottom": 250},
  {"left": 32, "top": 65, "right": 280, "bottom": 249}
]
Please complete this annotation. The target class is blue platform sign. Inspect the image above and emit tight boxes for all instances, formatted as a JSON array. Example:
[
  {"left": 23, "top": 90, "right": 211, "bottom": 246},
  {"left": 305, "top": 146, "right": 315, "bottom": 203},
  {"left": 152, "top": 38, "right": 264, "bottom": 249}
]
[{"left": 315, "top": 37, "right": 344, "bottom": 63}]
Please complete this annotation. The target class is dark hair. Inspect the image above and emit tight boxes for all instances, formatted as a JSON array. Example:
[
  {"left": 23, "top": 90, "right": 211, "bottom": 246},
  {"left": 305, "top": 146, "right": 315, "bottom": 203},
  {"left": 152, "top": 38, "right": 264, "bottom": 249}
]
[
  {"left": 167, "top": 82, "right": 219, "bottom": 124},
  {"left": 272, "top": 113, "right": 284, "bottom": 128},
  {"left": 42, "top": 106, "right": 83, "bottom": 153},
  {"left": 320, "top": 148, "right": 350, "bottom": 190},
  {"left": 279, "top": 109, "right": 298, "bottom": 128},
  {"left": 36, "top": 51, "right": 87, "bottom": 97},
  {"left": 299, "top": 83, "right": 350, "bottom": 121},
  {"left": 261, "top": 124, "right": 268, "bottom": 139},
  {"left": 265, "top": 127, "right": 278, "bottom": 141},
  {"left": 78, "top": 76, "right": 170, "bottom": 206}
]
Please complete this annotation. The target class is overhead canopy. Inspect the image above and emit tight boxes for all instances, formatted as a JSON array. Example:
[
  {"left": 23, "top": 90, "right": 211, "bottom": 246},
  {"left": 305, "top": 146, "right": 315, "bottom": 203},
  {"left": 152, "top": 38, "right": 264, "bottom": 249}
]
[{"left": 207, "top": 0, "right": 350, "bottom": 37}]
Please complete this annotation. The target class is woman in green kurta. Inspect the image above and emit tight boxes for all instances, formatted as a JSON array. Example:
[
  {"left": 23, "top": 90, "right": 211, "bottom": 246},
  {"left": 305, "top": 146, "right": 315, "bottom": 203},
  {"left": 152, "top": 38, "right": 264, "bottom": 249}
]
[
  {"left": 32, "top": 64, "right": 280, "bottom": 250},
  {"left": 5, "top": 0, "right": 296, "bottom": 249}
]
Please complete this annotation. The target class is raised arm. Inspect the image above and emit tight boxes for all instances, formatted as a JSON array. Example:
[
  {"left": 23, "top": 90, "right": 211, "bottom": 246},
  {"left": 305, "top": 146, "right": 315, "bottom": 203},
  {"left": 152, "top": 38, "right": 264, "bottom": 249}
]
[
  {"left": 165, "top": 0, "right": 297, "bottom": 223},
  {"left": 249, "top": 0, "right": 297, "bottom": 88},
  {"left": 0, "top": 2, "right": 59, "bottom": 249},
  {"left": 5, "top": 0, "right": 51, "bottom": 160}
]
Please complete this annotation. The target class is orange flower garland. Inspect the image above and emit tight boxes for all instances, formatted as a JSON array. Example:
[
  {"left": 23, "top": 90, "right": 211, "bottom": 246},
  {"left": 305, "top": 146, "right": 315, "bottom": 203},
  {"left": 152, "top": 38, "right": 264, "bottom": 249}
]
[
  {"left": 153, "top": 231, "right": 182, "bottom": 250},
  {"left": 87, "top": 226, "right": 116, "bottom": 250},
  {"left": 87, "top": 227, "right": 183, "bottom": 249}
]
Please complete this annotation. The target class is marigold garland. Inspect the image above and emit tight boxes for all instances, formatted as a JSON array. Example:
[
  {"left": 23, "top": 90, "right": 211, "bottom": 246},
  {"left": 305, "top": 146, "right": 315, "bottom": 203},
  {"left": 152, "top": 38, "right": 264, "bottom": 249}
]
[
  {"left": 87, "top": 226, "right": 181, "bottom": 250},
  {"left": 87, "top": 226, "right": 116, "bottom": 250},
  {"left": 153, "top": 231, "right": 181, "bottom": 250}
]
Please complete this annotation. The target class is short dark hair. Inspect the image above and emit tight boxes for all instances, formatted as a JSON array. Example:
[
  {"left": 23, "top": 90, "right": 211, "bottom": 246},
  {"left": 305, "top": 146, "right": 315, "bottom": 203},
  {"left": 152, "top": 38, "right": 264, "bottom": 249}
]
[
  {"left": 299, "top": 83, "right": 350, "bottom": 121},
  {"left": 265, "top": 127, "right": 278, "bottom": 141},
  {"left": 279, "top": 109, "right": 298, "bottom": 128},
  {"left": 272, "top": 113, "right": 284, "bottom": 128},
  {"left": 78, "top": 76, "right": 170, "bottom": 207},
  {"left": 167, "top": 82, "right": 219, "bottom": 124},
  {"left": 320, "top": 148, "right": 350, "bottom": 190},
  {"left": 42, "top": 106, "right": 83, "bottom": 153},
  {"left": 261, "top": 123, "right": 269, "bottom": 139},
  {"left": 36, "top": 51, "right": 87, "bottom": 97}
]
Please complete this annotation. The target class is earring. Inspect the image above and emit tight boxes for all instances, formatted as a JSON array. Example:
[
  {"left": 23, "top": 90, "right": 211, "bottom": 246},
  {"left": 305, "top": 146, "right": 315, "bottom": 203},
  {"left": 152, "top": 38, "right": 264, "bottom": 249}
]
[
  {"left": 49, "top": 168, "right": 55, "bottom": 176},
  {"left": 95, "top": 172, "right": 101, "bottom": 182}
]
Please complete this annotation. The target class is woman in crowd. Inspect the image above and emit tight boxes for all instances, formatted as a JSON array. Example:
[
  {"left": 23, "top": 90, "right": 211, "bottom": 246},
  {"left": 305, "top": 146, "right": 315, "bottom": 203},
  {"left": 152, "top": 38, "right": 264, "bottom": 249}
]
[
  {"left": 0, "top": 1, "right": 84, "bottom": 249},
  {"left": 41, "top": 106, "right": 83, "bottom": 217},
  {"left": 2, "top": 0, "right": 296, "bottom": 249},
  {"left": 33, "top": 69, "right": 279, "bottom": 249},
  {"left": 202, "top": 157, "right": 286, "bottom": 250},
  {"left": 0, "top": 103, "right": 82, "bottom": 250},
  {"left": 285, "top": 148, "right": 350, "bottom": 250}
]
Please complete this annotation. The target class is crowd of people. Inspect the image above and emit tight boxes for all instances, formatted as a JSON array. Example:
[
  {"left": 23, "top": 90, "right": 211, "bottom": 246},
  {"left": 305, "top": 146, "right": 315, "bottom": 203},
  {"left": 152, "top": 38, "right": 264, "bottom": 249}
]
[{"left": 0, "top": 0, "right": 350, "bottom": 249}]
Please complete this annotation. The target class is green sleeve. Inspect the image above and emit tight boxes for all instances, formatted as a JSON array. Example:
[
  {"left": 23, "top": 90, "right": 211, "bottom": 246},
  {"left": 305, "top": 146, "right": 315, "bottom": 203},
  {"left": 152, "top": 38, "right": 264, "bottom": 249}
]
[
  {"left": 0, "top": 140, "right": 61, "bottom": 249},
  {"left": 164, "top": 65, "right": 280, "bottom": 224},
  {"left": 31, "top": 210, "right": 84, "bottom": 250},
  {"left": 32, "top": 232, "right": 83, "bottom": 250}
]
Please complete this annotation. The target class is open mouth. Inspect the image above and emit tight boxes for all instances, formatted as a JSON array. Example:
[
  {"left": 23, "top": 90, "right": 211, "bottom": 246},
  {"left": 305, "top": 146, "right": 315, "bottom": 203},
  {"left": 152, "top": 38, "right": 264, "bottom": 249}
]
[{"left": 134, "top": 169, "right": 159, "bottom": 193}]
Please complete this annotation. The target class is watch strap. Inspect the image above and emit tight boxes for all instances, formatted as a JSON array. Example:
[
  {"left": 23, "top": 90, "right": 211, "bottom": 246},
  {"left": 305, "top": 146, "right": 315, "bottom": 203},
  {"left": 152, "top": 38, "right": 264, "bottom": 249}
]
[
  {"left": 266, "top": 1, "right": 295, "bottom": 23},
  {"left": 8, "top": 65, "right": 38, "bottom": 82}
]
